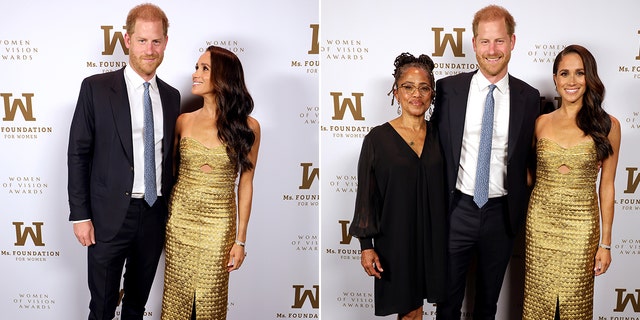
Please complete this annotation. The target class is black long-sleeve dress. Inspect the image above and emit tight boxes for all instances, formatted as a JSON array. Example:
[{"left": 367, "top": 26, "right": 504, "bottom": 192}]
[{"left": 349, "top": 121, "right": 447, "bottom": 316}]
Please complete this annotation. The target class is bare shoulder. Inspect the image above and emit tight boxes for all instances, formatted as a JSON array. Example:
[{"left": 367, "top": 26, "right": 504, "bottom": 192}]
[
  {"left": 248, "top": 116, "right": 261, "bottom": 133},
  {"left": 175, "top": 111, "right": 198, "bottom": 135},
  {"left": 608, "top": 114, "right": 621, "bottom": 144},
  {"left": 179, "top": 110, "right": 202, "bottom": 125},
  {"left": 535, "top": 112, "right": 553, "bottom": 127},
  {"left": 534, "top": 111, "right": 554, "bottom": 139},
  {"left": 609, "top": 114, "right": 620, "bottom": 129}
]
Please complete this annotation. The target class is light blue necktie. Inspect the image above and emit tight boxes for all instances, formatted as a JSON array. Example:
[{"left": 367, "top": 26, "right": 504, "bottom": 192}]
[
  {"left": 474, "top": 84, "right": 497, "bottom": 208},
  {"left": 143, "top": 82, "right": 157, "bottom": 206}
]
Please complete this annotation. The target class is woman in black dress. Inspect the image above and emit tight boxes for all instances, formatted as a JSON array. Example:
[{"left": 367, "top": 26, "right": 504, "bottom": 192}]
[{"left": 349, "top": 52, "right": 447, "bottom": 319}]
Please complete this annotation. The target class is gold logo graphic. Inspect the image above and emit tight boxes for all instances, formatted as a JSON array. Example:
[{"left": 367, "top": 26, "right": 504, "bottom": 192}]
[
  {"left": 624, "top": 167, "right": 640, "bottom": 194},
  {"left": 101, "top": 25, "right": 128, "bottom": 55},
  {"left": 330, "top": 92, "right": 365, "bottom": 121},
  {"left": 308, "top": 24, "right": 319, "bottom": 55},
  {"left": 292, "top": 285, "right": 319, "bottom": 309},
  {"left": 432, "top": 27, "right": 466, "bottom": 58},
  {"left": 13, "top": 222, "right": 45, "bottom": 246},
  {"left": 636, "top": 30, "right": 639, "bottom": 60},
  {"left": 2, "top": 93, "right": 36, "bottom": 121},
  {"left": 338, "top": 220, "right": 353, "bottom": 245},
  {"left": 614, "top": 288, "right": 640, "bottom": 312},
  {"left": 299, "top": 163, "right": 319, "bottom": 190}
]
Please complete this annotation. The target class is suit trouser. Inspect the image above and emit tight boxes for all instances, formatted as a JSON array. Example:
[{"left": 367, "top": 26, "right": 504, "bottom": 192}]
[
  {"left": 87, "top": 198, "right": 166, "bottom": 320},
  {"left": 437, "top": 192, "right": 514, "bottom": 320}
]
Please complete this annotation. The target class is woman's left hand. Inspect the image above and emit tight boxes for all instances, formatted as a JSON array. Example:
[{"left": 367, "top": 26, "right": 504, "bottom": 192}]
[
  {"left": 594, "top": 247, "right": 611, "bottom": 276},
  {"left": 227, "top": 243, "right": 246, "bottom": 272}
]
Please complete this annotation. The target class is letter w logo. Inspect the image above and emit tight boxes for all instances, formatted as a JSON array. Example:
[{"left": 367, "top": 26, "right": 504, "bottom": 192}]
[
  {"left": 338, "top": 220, "right": 352, "bottom": 245},
  {"left": 101, "top": 25, "right": 128, "bottom": 55},
  {"left": 299, "top": 163, "right": 319, "bottom": 190},
  {"left": 432, "top": 27, "right": 466, "bottom": 57},
  {"left": 2, "top": 93, "right": 36, "bottom": 121},
  {"left": 308, "top": 24, "right": 319, "bottom": 54},
  {"left": 636, "top": 30, "right": 639, "bottom": 60},
  {"left": 330, "top": 92, "right": 365, "bottom": 121},
  {"left": 624, "top": 167, "right": 640, "bottom": 193},
  {"left": 13, "top": 222, "right": 45, "bottom": 246},
  {"left": 614, "top": 288, "right": 640, "bottom": 312},
  {"left": 292, "top": 285, "right": 319, "bottom": 309}
]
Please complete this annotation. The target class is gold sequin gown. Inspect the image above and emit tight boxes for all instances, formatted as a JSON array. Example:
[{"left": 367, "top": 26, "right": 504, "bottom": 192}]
[
  {"left": 523, "top": 138, "right": 599, "bottom": 320},
  {"left": 162, "top": 137, "right": 237, "bottom": 320}
]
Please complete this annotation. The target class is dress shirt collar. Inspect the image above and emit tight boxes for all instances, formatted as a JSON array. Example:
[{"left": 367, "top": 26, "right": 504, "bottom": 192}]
[
  {"left": 124, "top": 65, "right": 158, "bottom": 90},
  {"left": 473, "top": 71, "right": 509, "bottom": 95}
]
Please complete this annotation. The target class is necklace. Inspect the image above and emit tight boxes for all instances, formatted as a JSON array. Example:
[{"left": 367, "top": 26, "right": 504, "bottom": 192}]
[{"left": 406, "top": 125, "right": 424, "bottom": 147}]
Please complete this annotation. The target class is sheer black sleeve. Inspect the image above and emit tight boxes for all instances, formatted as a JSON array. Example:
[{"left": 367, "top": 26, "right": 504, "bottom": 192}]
[{"left": 349, "top": 133, "right": 381, "bottom": 250}]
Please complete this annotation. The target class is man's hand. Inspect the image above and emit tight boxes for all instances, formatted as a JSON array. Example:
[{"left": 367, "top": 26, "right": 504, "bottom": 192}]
[{"left": 73, "top": 220, "right": 95, "bottom": 246}]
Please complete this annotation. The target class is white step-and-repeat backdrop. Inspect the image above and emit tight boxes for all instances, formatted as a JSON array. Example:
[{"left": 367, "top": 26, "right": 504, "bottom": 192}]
[
  {"left": 0, "top": 1, "right": 318, "bottom": 319},
  {"left": 320, "top": 0, "right": 640, "bottom": 319},
  {"left": 2, "top": 0, "right": 639, "bottom": 319}
]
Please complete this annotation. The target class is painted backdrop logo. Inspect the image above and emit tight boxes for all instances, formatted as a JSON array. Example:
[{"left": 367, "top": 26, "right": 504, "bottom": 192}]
[
  {"left": 85, "top": 25, "right": 128, "bottom": 73},
  {"left": 292, "top": 285, "right": 319, "bottom": 309},
  {"left": 327, "top": 173, "right": 357, "bottom": 194},
  {"left": 12, "top": 292, "right": 56, "bottom": 311},
  {"left": 1, "top": 175, "right": 47, "bottom": 195},
  {"left": 615, "top": 238, "right": 640, "bottom": 256},
  {"left": 282, "top": 163, "right": 319, "bottom": 207},
  {"left": 618, "top": 29, "right": 640, "bottom": 79},
  {"left": 1, "top": 92, "right": 52, "bottom": 140},
  {"left": 430, "top": 27, "right": 478, "bottom": 76},
  {"left": 274, "top": 285, "right": 319, "bottom": 318},
  {"left": 613, "top": 288, "right": 640, "bottom": 312},
  {"left": 13, "top": 222, "right": 45, "bottom": 246},
  {"left": 527, "top": 43, "right": 566, "bottom": 63},
  {"left": 2, "top": 93, "right": 35, "bottom": 121},
  {"left": 322, "top": 33, "right": 369, "bottom": 62},
  {"left": 2, "top": 221, "right": 60, "bottom": 262},
  {"left": 290, "top": 24, "right": 319, "bottom": 75},
  {"left": 322, "top": 92, "right": 371, "bottom": 140},
  {"left": 324, "top": 220, "right": 360, "bottom": 262},
  {"left": 616, "top": 167, "right": 640, "bottom": 213},
  {"left": 1, "top": 39, "right": 39, "bottom": 62},
  {"left": 432, "top": 27, "right": 465, "bottom": 58},
  {"left": 289, "top": 233, "right": 318, "bottom": 253},
  {"left": 101, "top": 26, "right": 128, "bottom": 55}
]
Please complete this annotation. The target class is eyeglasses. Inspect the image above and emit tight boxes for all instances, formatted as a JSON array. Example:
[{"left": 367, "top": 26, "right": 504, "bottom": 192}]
[{"left": 398, "top": 83, "right": 432, "bottom": 96}]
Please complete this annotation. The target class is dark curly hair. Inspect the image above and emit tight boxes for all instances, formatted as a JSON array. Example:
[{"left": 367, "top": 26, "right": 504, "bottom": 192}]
[
  {"left": 552, "top": 44, "right": 612, "bottom": 161},
  {"left": 387, "top": 52, "right": 436, "bottom": 106},
  {"left": 206, "top": 45, "right": 256, "bottom": 172}
]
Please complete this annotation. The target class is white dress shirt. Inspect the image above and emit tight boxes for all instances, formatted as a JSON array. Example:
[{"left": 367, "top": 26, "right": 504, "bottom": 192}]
[
  {"left": 124, "top": 66, "right": 164, "bottom": 198},
  {"left": 456, "top": 72, "right": 510, "bottom": 198}
]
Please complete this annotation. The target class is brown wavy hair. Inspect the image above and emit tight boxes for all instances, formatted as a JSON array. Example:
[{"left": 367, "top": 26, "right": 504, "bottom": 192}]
[
  {"left": 206, "top": 46, "right": 256, "bottom": 172},
  {"left": 553, "top": 44, "right": 612, "bottom": 161}
]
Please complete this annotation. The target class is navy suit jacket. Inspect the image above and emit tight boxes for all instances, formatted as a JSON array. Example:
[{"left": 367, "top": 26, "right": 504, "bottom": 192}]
[
  {"left": 67, "top": 67, "right": 181, "bottom": 241},
  {"left": 431, "top": 71, "right": 540, "bottom": 235}
]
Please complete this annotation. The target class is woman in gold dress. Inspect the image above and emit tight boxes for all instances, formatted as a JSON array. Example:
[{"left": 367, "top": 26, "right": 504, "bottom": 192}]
[
  {"left": 522, "top": 45, "right": 620, "bottom": 320},
  {"left": 161, "top": 46, "right": 261, "bottom": 320}
]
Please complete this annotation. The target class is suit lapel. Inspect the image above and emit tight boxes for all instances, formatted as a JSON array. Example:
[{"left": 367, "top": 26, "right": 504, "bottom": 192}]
[
  {"left": 449, "top": 72, "right": 474, "bottom": 169},
  {"left": 157, "top": 78, "right": 174, "bottom": 165},
  {"left": 507, "top": 75, "right": 526, "bottom": 161},
  {"left": 110, "top": 69, "right": 134, "bottom": 165}
]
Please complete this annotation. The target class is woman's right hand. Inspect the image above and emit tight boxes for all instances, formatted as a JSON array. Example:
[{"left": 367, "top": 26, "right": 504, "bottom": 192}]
[{"left": 361, "top": 249, "right": 383, "bottom": 279}]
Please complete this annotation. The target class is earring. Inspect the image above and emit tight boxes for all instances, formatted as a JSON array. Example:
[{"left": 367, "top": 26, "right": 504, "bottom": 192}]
[{"left": 397, "top": 105, "right": 402, "bottom": 115}]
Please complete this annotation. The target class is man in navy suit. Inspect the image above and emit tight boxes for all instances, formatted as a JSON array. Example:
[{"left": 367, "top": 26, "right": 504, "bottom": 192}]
[
  {"left": 67, "top": 4, "right": 180, "bottom": 319},
  {"left": 432, "top": 5, "right": 540, "bottom": 320}
]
